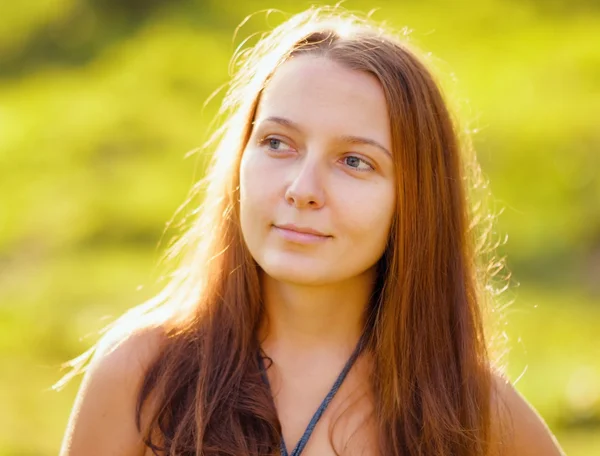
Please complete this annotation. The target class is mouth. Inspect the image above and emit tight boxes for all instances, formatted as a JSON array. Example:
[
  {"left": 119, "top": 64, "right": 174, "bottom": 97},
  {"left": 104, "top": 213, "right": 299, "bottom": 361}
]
[
  {"left": 274, "top": 223, "right": 329, "bottom": 236},
  {"left": 272, "top": 223, "right": 332, "bottom": 244}
]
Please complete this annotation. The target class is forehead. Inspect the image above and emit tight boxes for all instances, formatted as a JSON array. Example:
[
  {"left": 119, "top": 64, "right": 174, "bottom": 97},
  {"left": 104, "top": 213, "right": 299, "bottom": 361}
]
[{"left": 255, "top": 55, "right": 391, "bottom": 148}]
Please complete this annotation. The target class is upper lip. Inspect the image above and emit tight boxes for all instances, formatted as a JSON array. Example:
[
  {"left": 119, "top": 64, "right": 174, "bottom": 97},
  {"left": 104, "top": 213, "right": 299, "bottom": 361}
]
[{"left": 275, "top": 223, "right": 330, "bottom": 237}]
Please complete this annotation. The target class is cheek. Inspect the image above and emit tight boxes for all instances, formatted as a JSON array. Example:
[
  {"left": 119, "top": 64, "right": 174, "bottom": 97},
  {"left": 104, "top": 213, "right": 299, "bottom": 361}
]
[
  {"left": 239, "top": 149, "right": 279, "bottom": 227},
  {"left": 339, "top": 183, "right": 395, "bottom": 244},
  {"left": 240, "top": 150, "right": 274, "bottom": 210},
  {"left": 326, "top": 182, "right": 394, "bottom": 279}
]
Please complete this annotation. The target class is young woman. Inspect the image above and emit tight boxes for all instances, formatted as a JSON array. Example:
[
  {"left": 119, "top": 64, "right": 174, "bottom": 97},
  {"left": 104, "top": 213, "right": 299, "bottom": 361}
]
[{"left": 59, "top": 7, "right": 565, "bottom": 456}]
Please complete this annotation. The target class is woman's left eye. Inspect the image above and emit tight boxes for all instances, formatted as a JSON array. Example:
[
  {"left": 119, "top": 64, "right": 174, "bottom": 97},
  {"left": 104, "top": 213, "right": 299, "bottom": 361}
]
[{"left": 343, "top": 155, "right": 374, "bottom": 171}]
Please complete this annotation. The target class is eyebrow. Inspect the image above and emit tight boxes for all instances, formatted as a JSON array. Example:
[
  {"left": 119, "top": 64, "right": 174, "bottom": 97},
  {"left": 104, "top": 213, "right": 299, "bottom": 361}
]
[{"left": 258, "top": 116, "right": 392, "bottom": 157}]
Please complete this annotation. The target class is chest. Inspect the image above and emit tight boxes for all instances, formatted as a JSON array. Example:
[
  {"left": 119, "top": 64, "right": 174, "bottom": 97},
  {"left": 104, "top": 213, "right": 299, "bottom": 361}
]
[
  {"left": 141, "top": 382, "right": 378, "bottom": 456},
  {"left": 143, "top": 351, "right": 379, "bottom": 456},
  {"left": 269, "top": 358, "right": 378, "bottom": 456}
]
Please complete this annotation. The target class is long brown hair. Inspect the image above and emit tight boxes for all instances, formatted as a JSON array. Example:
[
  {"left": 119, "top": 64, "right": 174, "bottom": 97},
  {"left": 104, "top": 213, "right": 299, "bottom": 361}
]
[{"left": 58, "top": 6, "right": 510, "bottom": 455}]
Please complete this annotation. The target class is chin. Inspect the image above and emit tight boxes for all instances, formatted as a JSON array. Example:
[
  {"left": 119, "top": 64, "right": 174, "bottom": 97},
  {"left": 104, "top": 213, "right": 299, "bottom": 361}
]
[
  {"left": 259, "top": 256, "right": 334, "bottom": 286},
  {"left": 263, "top": 266, "right": 329, "bottom": 286}
]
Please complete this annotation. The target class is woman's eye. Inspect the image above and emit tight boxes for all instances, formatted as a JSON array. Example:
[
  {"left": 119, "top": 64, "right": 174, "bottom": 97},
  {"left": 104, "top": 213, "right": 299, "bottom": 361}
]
[
  {"left": 260, "top": 137, "right": 293, "bottom": 152},
  {"left": 343, "top": 155, "right": 374, "bottom": 171}
]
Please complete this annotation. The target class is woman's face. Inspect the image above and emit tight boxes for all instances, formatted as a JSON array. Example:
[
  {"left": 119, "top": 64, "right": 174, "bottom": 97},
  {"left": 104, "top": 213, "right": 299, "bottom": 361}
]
[{"left": 239, "top": 55, "right": 396, "bottom": 285}]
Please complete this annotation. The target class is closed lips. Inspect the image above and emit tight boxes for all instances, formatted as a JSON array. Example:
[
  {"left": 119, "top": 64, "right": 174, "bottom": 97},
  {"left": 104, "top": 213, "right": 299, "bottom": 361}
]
[{"left": 274, "top": 224, "right": 331, "bottom": 237}]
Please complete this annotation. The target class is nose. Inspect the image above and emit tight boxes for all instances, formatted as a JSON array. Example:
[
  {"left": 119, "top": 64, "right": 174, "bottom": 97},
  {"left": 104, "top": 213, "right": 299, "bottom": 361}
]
[{"left": 284, "top": 157, "right": 325, "bottom": 209}]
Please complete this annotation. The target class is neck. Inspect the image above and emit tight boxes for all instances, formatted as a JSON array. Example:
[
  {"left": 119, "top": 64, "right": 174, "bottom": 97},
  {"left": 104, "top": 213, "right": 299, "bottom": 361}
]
[{"left": 258, "top": 267, "right": 376, "bottom": 355}]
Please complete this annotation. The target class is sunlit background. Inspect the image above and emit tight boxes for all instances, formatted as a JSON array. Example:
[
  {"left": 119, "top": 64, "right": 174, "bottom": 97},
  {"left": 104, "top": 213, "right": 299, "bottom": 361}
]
[{"left": 1, "top": 0, "right": 599, "bottom": 454}]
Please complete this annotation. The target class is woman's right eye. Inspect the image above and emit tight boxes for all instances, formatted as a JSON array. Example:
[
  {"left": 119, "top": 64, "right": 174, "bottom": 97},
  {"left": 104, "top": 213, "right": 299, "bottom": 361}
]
[{"left": 259, "top": 137, "right": 294, "bottom": 152}]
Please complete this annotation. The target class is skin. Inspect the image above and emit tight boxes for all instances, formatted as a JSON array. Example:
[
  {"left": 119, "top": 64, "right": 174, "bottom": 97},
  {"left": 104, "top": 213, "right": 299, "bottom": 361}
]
[
  {"left": 59, "top": 56, "right": 566, "bottom": 456},
  {"left": 239, "top": 55, "right": 396, "bottom": 453}
]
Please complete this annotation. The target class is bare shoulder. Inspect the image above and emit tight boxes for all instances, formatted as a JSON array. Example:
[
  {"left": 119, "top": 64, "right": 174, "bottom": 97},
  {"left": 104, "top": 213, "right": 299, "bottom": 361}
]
[
  {"left": 59, "top": 319, "right": 168, "bottom": 456},
  {"left": 489, "top": 371, "right": 566, "bottom": 456}
]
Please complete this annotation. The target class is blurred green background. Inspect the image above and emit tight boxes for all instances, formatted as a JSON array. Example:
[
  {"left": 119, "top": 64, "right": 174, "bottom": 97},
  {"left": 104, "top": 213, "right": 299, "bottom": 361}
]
[{"left": 1, "top": 0, "right": 599, "bottom": 454}]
